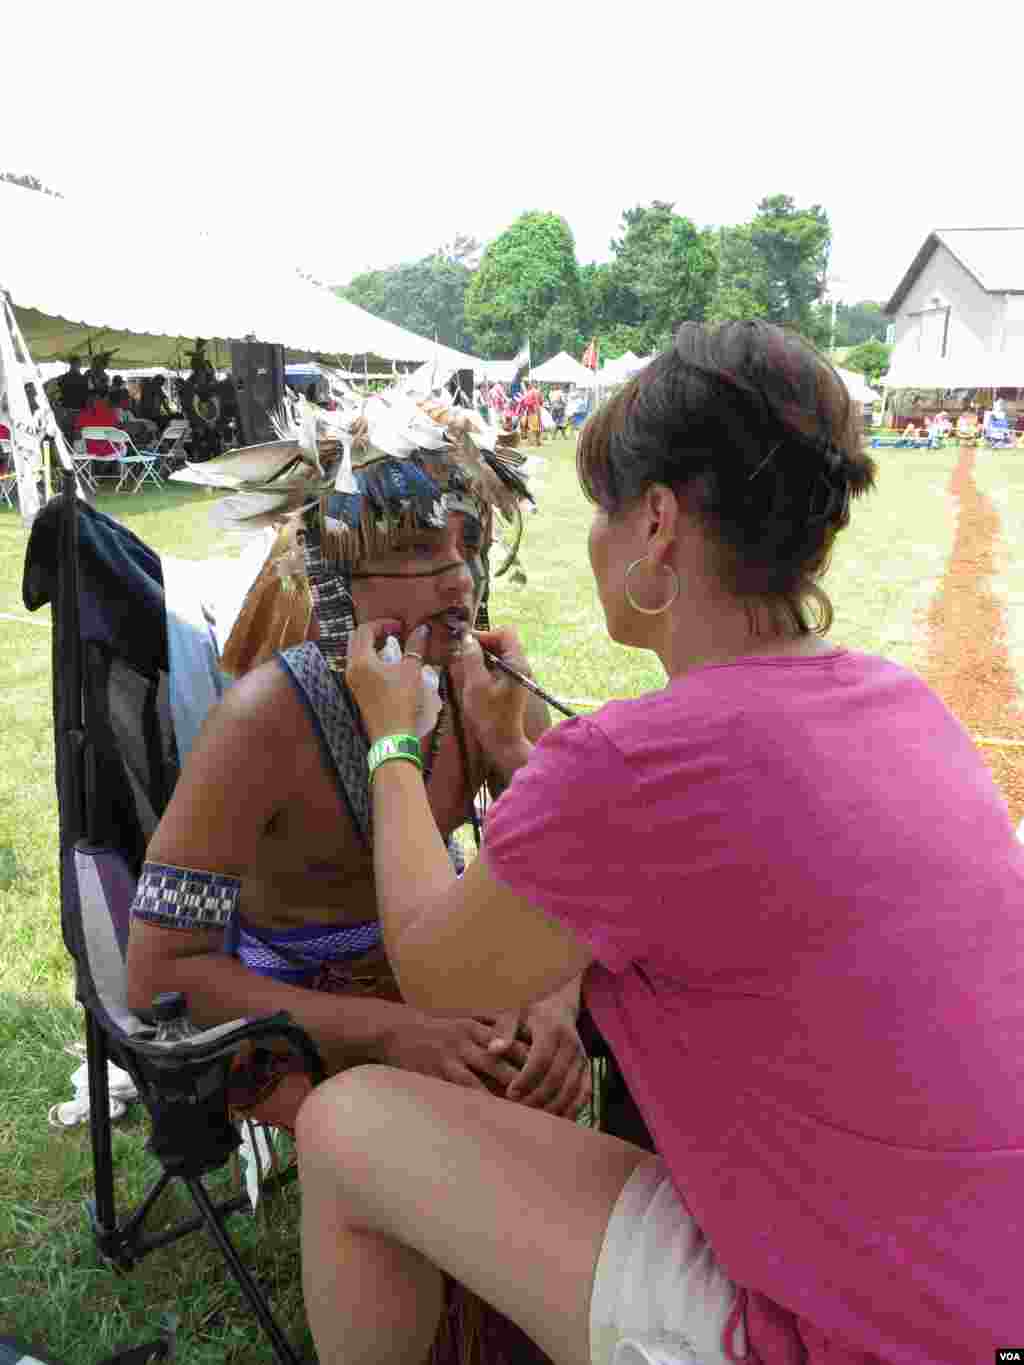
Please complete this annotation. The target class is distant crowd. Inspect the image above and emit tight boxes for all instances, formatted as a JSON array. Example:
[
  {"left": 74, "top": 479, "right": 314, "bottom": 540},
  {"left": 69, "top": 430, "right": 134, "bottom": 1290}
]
[
  {"left": 476, "top": 379, "right": 591, "bottom": 446},
  {"left": 48, "top": 353, "right": 241, "bottom": 459},
  {"left": 47, "top": 356, "right": 172, "bottom": 456}
]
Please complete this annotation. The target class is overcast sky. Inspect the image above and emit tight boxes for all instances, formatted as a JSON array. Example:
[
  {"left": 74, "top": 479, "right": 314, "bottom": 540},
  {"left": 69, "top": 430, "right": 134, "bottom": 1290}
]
[{"left": 4, "top": 1, "right": 1022, "bottom": 308}]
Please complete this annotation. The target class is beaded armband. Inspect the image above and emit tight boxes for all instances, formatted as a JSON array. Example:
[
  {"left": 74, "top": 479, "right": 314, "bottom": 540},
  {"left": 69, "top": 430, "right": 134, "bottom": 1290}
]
[{"left": 130, "top": 861, "right": 241, "bottom": 931}]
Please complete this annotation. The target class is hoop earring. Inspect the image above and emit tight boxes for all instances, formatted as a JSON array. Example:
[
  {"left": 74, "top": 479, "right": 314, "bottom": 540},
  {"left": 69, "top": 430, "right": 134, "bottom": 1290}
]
[{"left": 624, "top": 557, "right": 680, "bottom": 616}]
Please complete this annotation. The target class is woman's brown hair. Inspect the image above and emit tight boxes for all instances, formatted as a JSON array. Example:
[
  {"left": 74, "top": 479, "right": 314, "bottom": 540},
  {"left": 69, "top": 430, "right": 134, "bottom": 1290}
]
[{"left": 577, "top": 320, "right": 877, "bottom": 635}]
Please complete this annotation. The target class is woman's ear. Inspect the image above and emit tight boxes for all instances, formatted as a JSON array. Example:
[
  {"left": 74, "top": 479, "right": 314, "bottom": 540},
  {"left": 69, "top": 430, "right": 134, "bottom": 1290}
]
[{"left": 644, "top": 484, "right": 681, "bottom": 558}]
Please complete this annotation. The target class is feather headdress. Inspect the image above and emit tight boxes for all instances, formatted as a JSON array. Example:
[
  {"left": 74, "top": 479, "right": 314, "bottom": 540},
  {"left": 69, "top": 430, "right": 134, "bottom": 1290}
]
[{"left": 171, "top": 392, "right": 531, "bottom": 561}]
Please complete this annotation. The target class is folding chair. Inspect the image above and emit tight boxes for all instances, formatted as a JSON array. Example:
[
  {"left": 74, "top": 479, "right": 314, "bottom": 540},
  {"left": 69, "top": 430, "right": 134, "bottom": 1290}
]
[
  {"left": 75, "top": 431, "right": 124, "bottom": 492},
  {"left": 152, "top": 420, "right": 190, "bottom": 479},
  {"left": 78, "top": 427, "right": 162, "bottom": 493},
  {"left": 21, "top": 480, "right": 324, "bottom": 1365},
  {"left": 0, "top": 450, "right": 16, "bottom": 509},
  {"left": 118, "top": 436, "right": 164, "bottom": 492},
  {"left": 1, "top": 426, "right": 15, "bottom": 507}
]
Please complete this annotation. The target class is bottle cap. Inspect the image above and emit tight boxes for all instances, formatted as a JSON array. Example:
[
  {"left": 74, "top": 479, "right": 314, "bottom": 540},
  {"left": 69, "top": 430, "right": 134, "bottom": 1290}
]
[{"left": 150, "top": 991, "right": 187, "bottom": 1022}]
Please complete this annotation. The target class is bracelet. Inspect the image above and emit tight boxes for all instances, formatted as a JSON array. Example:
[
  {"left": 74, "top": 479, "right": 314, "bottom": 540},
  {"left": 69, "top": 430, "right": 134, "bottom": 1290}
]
[{"left": 367, "top": 733, "right": 423, "bottom": 779}]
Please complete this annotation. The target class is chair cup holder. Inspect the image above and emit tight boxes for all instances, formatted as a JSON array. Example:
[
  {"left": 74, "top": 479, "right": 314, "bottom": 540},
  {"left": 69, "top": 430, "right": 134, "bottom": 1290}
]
[{"left": 139, "top": 1056, "right": 241, "bottom": 1177}]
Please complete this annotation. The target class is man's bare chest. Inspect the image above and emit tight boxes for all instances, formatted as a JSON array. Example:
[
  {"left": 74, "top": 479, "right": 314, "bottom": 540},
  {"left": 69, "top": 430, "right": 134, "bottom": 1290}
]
[{"left": 241, "top": 714, "right": 482, "bottom": 930}]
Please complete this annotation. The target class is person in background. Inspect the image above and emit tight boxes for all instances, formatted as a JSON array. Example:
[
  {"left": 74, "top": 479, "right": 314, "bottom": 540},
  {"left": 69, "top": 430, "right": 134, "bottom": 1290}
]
[
  {"left": 138, "top": 375, "right": 171, "bottom": 430},
  {"left": 549, "top": 387, "right": 567, "bottom": 439},
  {"left": 109, "top": 376, "right": 131, "bottom": 411},
  {"left": 58, "top": 357, "right": 90, "bottom": 412},
  {"left": 983, "top": 397, "right": 1012, "bottom": 447},
  {"left": 215, "top": 374, "right": 242, "bottom": 442},
  {"left": 488, "top": 381, "right": 507, "bottom": 426},
  {"left": 295, "top": 320, "right": 1022, "bottom": 1365},
  {"left": 521, "top": 380, "right": 543, "bottom": 448},
  {"left": 567, "top": 387, "right": 589, "bottom": 439},
  {"left": 74, "top": 384, "right": 123, "bottom": 458},
  {"left": 87, "top": 354, "right": 110, "bottom": 398},
  {"left": 113, "top": 385, "right": 159, "bottom": 450}
]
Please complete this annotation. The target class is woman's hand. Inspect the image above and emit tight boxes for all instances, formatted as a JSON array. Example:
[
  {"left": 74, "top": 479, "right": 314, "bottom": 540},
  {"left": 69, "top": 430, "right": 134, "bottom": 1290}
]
[
  {"left": 345, "top": 619, "right": 427, "bottom": 743},
  {"left": 488, "top": 1004, "right": 592, "bottom": 1118},
  {"left": 452, "top": 627, "right": 531, "bottom": 774}
]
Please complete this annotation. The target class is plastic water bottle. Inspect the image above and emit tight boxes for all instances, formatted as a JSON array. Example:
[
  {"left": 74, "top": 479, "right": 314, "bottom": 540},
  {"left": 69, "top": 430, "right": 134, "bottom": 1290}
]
[{"left": 151, "top": 991, "right": 201, "bottom": 1043}]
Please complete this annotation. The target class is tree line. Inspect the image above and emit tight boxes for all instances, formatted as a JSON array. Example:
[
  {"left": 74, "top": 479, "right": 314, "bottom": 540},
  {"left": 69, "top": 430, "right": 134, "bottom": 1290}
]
[{"left": 336, "top": 195, "right": 891, "bottom": 376}]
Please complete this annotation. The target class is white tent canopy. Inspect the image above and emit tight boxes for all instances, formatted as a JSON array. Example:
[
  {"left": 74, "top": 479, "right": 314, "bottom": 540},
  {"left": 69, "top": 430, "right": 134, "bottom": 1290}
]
[
  {"left": 595, "top": 351, "right": 654, "bottom": 385},
  {"left": 1, "top": 180, "right": 482, "bottom": 368},
  {"left": 834, "top": 366, "right": 877, "bottom": 404},
  {"left": 530, "top": 351, "right": 593, "bottom": 385}
]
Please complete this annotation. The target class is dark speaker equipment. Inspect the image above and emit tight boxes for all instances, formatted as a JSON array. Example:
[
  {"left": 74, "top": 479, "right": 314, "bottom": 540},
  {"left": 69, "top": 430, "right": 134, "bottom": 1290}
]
[
  {"left": 229, "top": 341, "right": 286, "bottom": 445},
  {"left": 447, "top": 368, "right": 474, "bottom": 407}
]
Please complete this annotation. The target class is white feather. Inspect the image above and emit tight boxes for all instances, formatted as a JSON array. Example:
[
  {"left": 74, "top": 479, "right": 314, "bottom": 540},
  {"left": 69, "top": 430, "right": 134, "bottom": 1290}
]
[
  {"left": 209, "top": 490, "right": 318, "bottom": 533},
  {"left": 334, "top": 435, "right": 356, "bottom": 493},
  {"left": 169, "top": 442, "right": 301, "bottom": 488},
  {"left": 300, "top": 407, "right": 322, "bottom": 475}
]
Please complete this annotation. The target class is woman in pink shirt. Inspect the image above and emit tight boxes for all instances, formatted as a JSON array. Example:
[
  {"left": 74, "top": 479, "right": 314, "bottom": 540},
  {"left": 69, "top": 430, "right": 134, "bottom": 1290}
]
[{"left": 295, "top": 321, "right": 1024, "bottom": 1365}]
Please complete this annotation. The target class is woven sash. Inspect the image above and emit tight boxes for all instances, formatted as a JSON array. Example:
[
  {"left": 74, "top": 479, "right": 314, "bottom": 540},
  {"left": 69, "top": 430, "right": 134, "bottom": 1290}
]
[{"left": 277, "top": 642, "right": 372, "bottom": 848}]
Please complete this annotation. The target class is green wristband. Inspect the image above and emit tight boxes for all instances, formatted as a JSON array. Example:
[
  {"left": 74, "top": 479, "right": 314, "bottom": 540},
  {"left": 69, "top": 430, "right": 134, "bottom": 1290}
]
[{"left": 367, "top": 733, "right": 423, "bottom": 779}]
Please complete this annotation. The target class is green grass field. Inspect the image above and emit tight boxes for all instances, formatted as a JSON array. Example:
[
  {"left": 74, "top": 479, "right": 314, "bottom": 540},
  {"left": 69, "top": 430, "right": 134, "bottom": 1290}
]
[{"left": 2, "top": 438, "right": 1024, "bottom": 1361}]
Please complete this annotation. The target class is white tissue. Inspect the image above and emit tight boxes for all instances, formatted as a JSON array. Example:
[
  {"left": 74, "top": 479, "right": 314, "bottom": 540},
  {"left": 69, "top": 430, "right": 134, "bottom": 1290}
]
[
  {"left": 238, "top": 1120, "right": 275, "bottom": 1211},
  {"left": 378, "top": 635, "right": 442, "bottom": 737}
]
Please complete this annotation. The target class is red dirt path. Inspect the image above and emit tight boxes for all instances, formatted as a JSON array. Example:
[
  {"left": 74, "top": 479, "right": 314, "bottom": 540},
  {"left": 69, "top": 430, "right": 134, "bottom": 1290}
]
[{"left": 920, "top": 445, "right": 1024, "bottom": 826}]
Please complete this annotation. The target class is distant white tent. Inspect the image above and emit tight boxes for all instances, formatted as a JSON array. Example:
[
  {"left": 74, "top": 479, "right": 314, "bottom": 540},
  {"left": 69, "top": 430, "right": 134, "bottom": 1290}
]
[
  {"left": 595, "top": 351, "right": 654, "bottom": 385},
  {"left": 531, "top": 351, "right": 593, "bottom": 385},
  {"left": 881, "top": 352, "right": 1024, "bottom": 391}
]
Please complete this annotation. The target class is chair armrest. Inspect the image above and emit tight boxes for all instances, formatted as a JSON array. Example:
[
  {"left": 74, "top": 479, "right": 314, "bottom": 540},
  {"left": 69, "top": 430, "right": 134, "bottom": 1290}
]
[
  {"left": 126, "top": 1010, "right": 325, "bottom": 1086},
  {"left": 111, "top": 1010, "right": 326, "bottom": 1174}
]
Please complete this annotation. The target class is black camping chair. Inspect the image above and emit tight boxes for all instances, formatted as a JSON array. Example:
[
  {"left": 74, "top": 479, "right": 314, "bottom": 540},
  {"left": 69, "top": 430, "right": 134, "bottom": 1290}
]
[
  {"left": 22, "top": 478, "right": 324, "bottom": 1365},
  {"left": 21, "top": 477, "right": 653, "bottom": 1364}
]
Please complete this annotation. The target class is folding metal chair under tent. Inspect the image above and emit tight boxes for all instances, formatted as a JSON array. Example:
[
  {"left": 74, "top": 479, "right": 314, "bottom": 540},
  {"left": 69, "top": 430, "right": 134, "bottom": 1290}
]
[{"left": 21, "top": 479, "right": 323, "bottom": 1365}]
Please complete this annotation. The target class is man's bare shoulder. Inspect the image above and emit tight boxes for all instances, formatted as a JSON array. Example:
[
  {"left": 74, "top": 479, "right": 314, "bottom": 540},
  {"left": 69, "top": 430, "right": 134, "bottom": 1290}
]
[
  {"left": 207, "top": 657, "right": 311, "bottom": 747},
  {"left": 149, "top": 658, "right": 312, "bottom": 870}
]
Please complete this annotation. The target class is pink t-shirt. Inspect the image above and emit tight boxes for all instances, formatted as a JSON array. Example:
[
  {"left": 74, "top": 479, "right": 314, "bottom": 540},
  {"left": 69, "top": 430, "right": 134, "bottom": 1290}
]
[{"left": 485, "top": 649, "right": 1024, "bottom": 1364}]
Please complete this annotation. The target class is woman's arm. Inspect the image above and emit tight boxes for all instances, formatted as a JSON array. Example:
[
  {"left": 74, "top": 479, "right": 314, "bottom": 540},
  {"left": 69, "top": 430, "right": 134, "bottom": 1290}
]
[
  {"left": 350, "top": 622, "right": 592, "bottom": 1016},
  {"left": 370, "top": 757, "right": 591, "bottom": 1013}
]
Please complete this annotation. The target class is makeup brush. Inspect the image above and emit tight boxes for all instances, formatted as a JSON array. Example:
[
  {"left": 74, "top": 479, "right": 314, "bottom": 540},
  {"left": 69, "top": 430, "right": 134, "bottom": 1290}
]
[
  {"left": 477, "top": 646, "right": 577, "bottom": 719},
  {"left": 440, "top": 615, "right": 577, "bottom": 718}
]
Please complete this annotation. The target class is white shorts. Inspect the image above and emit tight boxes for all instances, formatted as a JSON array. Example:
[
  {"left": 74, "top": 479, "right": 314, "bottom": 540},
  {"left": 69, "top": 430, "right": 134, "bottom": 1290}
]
[{"left": 589, "top": 1158, "right": 747, "bottom": 1365}]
